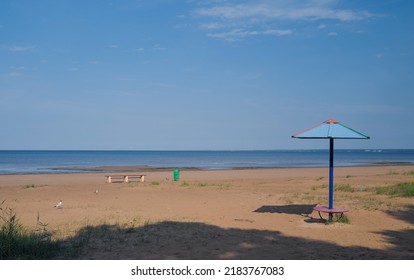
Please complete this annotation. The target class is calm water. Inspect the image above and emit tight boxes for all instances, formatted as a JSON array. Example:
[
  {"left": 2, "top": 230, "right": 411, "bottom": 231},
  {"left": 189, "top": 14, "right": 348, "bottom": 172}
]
[{"left": 0, "top": 150, "right": 413, "bottom": 174}]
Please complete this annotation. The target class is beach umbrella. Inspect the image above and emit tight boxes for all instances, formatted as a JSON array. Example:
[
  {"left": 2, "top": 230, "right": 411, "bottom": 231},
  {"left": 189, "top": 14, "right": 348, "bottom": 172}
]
[{"left": 292, "top": 119, "right": 369, "bottom": 221}]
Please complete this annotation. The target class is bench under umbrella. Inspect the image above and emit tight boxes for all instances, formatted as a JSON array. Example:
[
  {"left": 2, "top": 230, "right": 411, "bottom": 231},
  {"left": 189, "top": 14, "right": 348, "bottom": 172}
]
[{"left": 292, "top": 119, "right": 369, "bottom": 221}]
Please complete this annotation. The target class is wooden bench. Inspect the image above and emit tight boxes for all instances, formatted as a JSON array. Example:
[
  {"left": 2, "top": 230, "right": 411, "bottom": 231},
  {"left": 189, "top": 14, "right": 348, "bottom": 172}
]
[
  {"left": 313, "top": 205, "right": 349, "bottom": 222},
  {"left": 105, "top": 174, "right": 146, "bottom": 183}
]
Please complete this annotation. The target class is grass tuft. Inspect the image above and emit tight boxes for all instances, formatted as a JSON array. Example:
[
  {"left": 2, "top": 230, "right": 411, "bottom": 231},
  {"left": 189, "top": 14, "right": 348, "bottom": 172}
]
[
  {"left": 181, "top": 181, "right": 209, "bottom": 187},
  {"left": 334, "top": 184, "right": 354, "bottom": 192},
  {"left": 180, "top": 181, "right": 230, "bottom": 189},
  {"left": 334, "top": 214, "right": 350, "bottom": 224},
  {"left": 23, "top": 184, "right": 46, "bottom": 189},
  {"left": 312, "top": 184, "right": 327, "bottom": 191},
  {"left": 0, "top": 201, "right": 59, "bottom": 259},
  {"left": 375, "top": 182, "right": 414, "bottom": 197},
  {"left": 180, "top": 181, "right": 190, "bottom": 187},
  {"left": 324, "top": 214, "right": 350, "bottom": 225}
]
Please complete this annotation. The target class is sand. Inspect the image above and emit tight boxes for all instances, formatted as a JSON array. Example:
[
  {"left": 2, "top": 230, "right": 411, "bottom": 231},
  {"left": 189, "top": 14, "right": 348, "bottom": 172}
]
[{"left": 1, "top": 165, "right": 414, "bottom": 259}]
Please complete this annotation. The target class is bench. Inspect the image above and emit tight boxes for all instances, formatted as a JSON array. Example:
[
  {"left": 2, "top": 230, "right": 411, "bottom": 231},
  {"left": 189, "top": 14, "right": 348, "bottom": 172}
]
[
  {"left": 313, "top": 205, "right": 349, "bottom": 222},
  {"left": 105, "top": 174, "right": 146, "bottom": 183}
]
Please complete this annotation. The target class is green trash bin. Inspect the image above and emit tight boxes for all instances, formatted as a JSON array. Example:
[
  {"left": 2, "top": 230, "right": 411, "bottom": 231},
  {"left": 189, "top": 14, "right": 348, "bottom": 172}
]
[{"left": 173, "top": 168, "right": 180, "bottom": 181}]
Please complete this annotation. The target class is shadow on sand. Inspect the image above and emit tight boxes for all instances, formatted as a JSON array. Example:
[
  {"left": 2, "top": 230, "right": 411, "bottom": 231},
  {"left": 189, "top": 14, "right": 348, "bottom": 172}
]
[
  {"left": 375, "top": 205, "right": 414, "bottom": 258},
  {"left": 254, "top": 204, "right": 316, "bottom": 215},
  {"left": 56, "top": 205, "right": 414, "bottom": 260},
  {"left": 254, "top": 204, "right": 324, "bottom": 224}
]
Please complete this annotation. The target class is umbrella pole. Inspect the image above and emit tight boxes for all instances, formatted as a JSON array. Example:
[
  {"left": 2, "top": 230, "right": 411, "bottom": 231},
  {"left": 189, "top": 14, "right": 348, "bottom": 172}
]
[{"left": 329, "top": 138, "right": 334, "bottom": 221}]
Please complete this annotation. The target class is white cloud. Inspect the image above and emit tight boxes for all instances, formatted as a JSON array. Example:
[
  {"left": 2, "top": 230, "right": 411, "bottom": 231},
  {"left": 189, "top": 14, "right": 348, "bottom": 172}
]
[
  {"left": 153, "top": 44, "right": 166, "bottom": 51},
  {"left": 208, "top": 28, "right": 292, "bottom": 41},
  {"left": 263, "top": 29, "right": 293, "bottom": 36},
  {"left": 200, "top": 22, "right": 225, "bottom": 30},
  {"left": 8, "top": 45, "right": 36, "bottom": 52},
  {"left": 193, "top": 1, "right": 373, "bottom": 41},
  {"left": 208, "top": 29, "right": 257, "bottom": 41},
  {"left": 284, "top": 7, "right": 372, "bottom": 21},
  {"left": 196, "top": 4, "right": 274, "bottom": 19},
  {"left": 10, "top": 66, "right": 26, "bottom": 70},
  {"left": 9, "top": 72, "right": 22, "bottom": 77},
  {"left": 195, "top": 2, "right": 373, "bottom": 22},
  {"left": 136, "top": 48, "right": 145, "bottom": 52},
  {"left": 327, "top": 32, "right": 337, "bottom": 36},
  {"left": 8, "top": 66, "right": 26, "bottom": 77}
]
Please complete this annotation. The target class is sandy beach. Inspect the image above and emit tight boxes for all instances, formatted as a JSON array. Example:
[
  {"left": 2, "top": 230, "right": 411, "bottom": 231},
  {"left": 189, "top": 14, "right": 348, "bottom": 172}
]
[{"left": 1, "top": 165, "right": 414, "bottom": 259}]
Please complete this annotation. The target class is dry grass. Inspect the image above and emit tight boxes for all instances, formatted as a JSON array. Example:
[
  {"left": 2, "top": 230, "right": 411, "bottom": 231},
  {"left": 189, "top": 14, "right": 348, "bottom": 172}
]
[
  {"left": 179, "top": 181, "right": 232, "bottom": 189},
  {"left": 288, "top": 179, "right": 414, "bottom": 212}
]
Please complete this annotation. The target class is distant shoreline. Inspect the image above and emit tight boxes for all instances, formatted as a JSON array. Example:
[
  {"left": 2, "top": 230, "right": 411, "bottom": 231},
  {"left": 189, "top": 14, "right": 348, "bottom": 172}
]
[
  {"left": 1, "top": 149, "right": 413, "bottom": 175},
  {"left": 43, "top": 161, "right": 414, "bottom": 174},
  {"left": 0, "top": 162, "right": 412, "bottom": 175}
]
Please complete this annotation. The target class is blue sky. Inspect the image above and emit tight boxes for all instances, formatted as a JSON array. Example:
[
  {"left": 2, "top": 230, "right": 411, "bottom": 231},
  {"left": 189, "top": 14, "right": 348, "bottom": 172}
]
[{"left": 1, "top": 0, "right": 413, "bottom": 150}]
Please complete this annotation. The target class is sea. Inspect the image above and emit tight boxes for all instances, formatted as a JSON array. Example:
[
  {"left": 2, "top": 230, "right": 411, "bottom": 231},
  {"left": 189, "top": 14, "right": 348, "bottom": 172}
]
[{"left": 0, "top": 149, "right": 414, "bottom": 175}]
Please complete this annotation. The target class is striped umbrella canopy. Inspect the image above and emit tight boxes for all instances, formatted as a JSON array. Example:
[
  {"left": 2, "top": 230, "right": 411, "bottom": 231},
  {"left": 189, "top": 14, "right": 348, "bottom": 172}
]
[{"left": 292, "top": 119, "right": 369, "bottom": 220}]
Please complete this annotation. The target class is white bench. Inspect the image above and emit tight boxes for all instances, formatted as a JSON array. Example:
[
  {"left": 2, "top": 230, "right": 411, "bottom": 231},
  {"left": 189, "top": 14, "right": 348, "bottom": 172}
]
[{"left": 105, "top": 174, "right": 146, "bottom": 183}]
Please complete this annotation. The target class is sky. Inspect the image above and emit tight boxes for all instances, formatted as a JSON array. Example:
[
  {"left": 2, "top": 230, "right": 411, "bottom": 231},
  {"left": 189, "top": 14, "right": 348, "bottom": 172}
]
[{"left": 1, "top": 0, "right": 413, "bottom": 150}]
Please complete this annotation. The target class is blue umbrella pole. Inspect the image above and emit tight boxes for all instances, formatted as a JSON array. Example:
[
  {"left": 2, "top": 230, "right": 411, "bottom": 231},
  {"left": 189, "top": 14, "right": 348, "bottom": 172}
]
[{"left": 329, "top": 138, "right": 334, "bottom": 221}]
